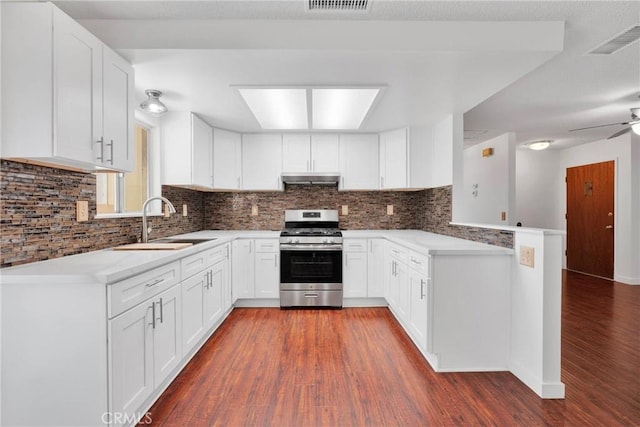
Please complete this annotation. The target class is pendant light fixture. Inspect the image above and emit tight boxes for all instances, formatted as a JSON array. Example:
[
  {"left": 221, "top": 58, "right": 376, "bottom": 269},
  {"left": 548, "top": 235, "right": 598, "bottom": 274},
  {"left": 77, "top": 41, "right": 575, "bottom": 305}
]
[{"left": 140, "top": 89, "right": 168, "bottom": 114}]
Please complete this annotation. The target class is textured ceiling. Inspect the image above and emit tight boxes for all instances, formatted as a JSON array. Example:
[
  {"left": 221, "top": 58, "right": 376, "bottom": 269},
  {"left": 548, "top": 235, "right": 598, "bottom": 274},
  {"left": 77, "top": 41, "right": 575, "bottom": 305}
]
[{"left": 54, "top": 0, "right": 640, "bottom": 149}]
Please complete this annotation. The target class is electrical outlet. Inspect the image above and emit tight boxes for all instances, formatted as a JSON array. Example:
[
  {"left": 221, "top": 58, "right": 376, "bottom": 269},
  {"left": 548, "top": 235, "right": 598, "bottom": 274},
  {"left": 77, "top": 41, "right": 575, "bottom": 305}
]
[
  {"left": 342, "top": 205, "right": 349, "bottom": 215},
  {"left": 164, "top": 205, "right": 170, "bottom": 218},
  {"left": 251, "top": 205, "right": 259, "bottom": 216},
  {"left": 387, "top": 205, "right": 394, "bottom": 215},
  {"left": 501, "top": 211, "right": 507, "bottom": 221},
  {"left": 182, "top": 204, "right": 188, "bottom": 217},
  {"left": 76, "top": 201, "right": 89, "bottom": 222},
  {"left": 519, "top": 246, "right": 535, "bottom": 268}
]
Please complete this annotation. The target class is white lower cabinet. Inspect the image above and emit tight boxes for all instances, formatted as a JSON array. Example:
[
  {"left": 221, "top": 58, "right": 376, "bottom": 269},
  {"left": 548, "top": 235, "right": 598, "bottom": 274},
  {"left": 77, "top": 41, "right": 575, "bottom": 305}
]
[
  {"left": 254, "top": 252, "right": 279, "bottom": 298},
  {"left": 181, "top": 271, "right": 208, "bottom": 354},
  {"left": 367, "top": 239, "right": 385, "bottom": 297},
  {"left": 407, "top": 261, "right": 430, "bottom": 351},
  {"left": 110, "top": 284, "right": 182, "bottom": 427},
  {"left": 343, "top": 238, "right": 368, "bottom": 298},
  {"left": 233, "top": 239, "right": 279, "bottom": 300}
]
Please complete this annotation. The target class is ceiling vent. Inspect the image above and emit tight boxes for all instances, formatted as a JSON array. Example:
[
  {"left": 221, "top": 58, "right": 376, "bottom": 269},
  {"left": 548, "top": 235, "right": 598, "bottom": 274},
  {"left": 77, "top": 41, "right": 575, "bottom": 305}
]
[
  {"left": 307, "top": 0, "right": 371, "bottom": 12},
  {"left": 587, "top": 25, "right": 640, "bottom": 55}
]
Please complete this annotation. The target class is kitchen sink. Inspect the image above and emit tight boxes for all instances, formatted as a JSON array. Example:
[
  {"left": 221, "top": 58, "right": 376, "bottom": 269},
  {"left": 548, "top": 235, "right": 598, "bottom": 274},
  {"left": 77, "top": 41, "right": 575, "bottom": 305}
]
[{"left": 151, "top": 237, "right": 216, "bottom": 245}]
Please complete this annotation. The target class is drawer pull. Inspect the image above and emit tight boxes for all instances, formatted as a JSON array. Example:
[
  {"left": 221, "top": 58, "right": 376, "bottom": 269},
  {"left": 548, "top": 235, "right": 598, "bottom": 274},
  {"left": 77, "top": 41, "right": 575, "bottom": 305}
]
[
  {"left": 411, "top": 258, "right": 422, "bottom": 265},
  {"left": 145, "top": 278, "right": 163, "bottom": 288},
  {"left": 304, "top": 293, "right": 319, "bottom": 298},
  {"left": 158, "top": 298, "right": 164, "bottom": 324}
]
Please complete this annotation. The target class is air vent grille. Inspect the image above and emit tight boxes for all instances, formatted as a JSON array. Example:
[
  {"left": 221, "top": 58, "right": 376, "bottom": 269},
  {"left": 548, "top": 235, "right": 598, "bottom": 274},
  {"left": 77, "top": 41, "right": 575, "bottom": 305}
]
[
  {"left": 308, "top": 0, "right": 370, "bottom": 12},
  {"left": 588, "top": 25, "right": 640, "bottom": 55}
]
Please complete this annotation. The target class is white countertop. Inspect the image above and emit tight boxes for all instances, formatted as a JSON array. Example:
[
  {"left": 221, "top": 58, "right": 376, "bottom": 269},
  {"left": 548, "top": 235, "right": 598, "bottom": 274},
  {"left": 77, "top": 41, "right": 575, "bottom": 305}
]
[
  {"left": 0, "top": 229, "right": 511, "bottom": 285},
  {"left": 342, "top": 230, "right": 514, "bottom": 256}
]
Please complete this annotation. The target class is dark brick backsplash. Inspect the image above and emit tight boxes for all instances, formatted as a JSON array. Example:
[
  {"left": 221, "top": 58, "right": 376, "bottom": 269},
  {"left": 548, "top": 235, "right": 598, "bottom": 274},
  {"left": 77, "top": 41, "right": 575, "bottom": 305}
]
[
  {"left": 1, "top": 160, "right": 512, "bottom": 267},
  {"left": 1, "top": 160, "right": 205, "bottom": 267},
  {"left": 204, "top": 186, "right": 425, "bottom": 230}
]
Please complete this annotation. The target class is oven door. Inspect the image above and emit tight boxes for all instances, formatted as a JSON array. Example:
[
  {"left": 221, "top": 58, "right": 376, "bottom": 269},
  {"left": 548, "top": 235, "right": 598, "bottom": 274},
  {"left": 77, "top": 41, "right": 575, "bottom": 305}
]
[{"left": 280, "top": 248, "right": 342, "bottom": 286}]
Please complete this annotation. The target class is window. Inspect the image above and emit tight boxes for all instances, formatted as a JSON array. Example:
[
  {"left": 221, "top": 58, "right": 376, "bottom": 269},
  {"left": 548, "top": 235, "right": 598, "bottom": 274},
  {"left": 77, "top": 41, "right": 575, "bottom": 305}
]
[{"left": 96, "top": 124, "right": 151, "bottom": 215}]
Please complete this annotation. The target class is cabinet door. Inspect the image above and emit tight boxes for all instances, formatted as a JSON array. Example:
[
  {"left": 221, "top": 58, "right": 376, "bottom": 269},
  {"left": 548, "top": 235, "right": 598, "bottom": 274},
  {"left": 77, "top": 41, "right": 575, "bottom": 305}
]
[
  {"left": 368, "top": 239, "right": 385, "bottom": 297},
  {"left": 205, "top": 261, "right": 225, "bottom": 328},
  {"left": 232, "top": 240, "right": 255, "bottom": 300},
  {"left": 408, "top": 269, "right": 429, "bottom": 350},
  {"left": 380, "top": 128, "right": 408, "bottom": 189},
  {"left": 311, "top": 134, "right": 340, "bottom": 172},
  {"left": 396, "top": 261, "right": 409, "bottom": 321},
  {"left": 282, "top": 133, "right": 311, "bottom": 172},
  {"left": 386, "top": 259, "right": 400, "bottom": 310},
  {"left": 213, "top": 128, "right": 242, "bottom": 189},
  {"left": 53, "top": 6, "right": 102, "bottom": 164},
  {"left": 339, "top": 134, "right": 379, "bottom": 190},
  {"left": 242, "top": 134, "right": 282, "bottom": 190},
  {"left": 153, "top": 285, "right": 182, "bottom": 387},
  {"left": 109, "top": 300, "right": 154, "bottom": 422},
  {"left": 343, "top": 251, "right": 368, "bottom": 298},
  {"left": 222, "top": 248, "right": 233, "bottom": 310},
  {"left": 254, "top": 252, "right": 279, "bottom": 298},
  {"left": 102, "top": 46, "right": 134, "bottom": 172},
  {"left": 181, "top": 272, "right": 207, "bottom": 355},
  {"left": 192, "top": 114, "right": 213, "bottom": 187}
]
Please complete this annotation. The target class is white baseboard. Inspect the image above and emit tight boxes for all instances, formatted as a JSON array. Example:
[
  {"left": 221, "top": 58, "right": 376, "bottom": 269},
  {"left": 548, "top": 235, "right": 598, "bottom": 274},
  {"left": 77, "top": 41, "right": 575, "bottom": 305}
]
[
  {"left": 614, "top": 274, "right": 640, "bottom": 285},
  {"left": 510, "top": 361, "right": 565, "bottom": 399}
]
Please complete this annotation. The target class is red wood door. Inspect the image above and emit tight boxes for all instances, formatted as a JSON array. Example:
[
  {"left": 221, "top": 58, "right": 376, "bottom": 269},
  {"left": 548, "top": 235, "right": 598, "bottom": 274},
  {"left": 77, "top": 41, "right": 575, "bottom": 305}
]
[{"left": 566, "top": 161, "right": 614, "bottom": 279}]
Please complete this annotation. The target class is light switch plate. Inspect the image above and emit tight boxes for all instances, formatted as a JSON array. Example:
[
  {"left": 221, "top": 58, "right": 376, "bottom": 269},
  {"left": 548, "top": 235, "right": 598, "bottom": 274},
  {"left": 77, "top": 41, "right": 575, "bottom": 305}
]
[
  {"left": 164, "top": 205, "right": 171, "bottom": 218},
  {"left": 342, "top": 205, "right": 349, "bottom": 215},
  {"left": 387, "top": 205, "right": 394, "bottom": 215},
  {"left": 251, "top": 205, "right": 259, "bottom": 216},
  {"left": 76, "top": 201, "right": 88, "bottom": 222},
  {"left": 519, "top": 246, "right": 535, "bottom": 268},
  {"left": 182, "top": 204, "right": 188, "bottom": 217}
]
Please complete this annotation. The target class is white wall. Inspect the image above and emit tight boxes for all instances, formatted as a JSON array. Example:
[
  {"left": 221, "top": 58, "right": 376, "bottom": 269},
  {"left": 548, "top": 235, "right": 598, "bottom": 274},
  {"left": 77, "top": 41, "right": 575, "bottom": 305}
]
[
  {"left": 510, "top": 229, "right": 565, "bottom": 398},
  {"left": 516, "top": 149, "right": 562, "bottom": 229},
  {"left": 557, "top": 133, "right": 639, "bottom": 284},
  {"left": 516, "top": 132, "right": 640, "bottom": 284},
  {"left": 459, "top": 133, "right": 515, "bottom": 225}
]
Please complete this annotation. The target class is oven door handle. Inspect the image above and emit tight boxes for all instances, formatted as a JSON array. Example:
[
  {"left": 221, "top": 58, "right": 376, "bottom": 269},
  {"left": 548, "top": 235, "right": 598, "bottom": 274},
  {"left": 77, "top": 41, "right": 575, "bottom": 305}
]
[{"left": 279, "top": 244, "right": 343, "bottom": 251}]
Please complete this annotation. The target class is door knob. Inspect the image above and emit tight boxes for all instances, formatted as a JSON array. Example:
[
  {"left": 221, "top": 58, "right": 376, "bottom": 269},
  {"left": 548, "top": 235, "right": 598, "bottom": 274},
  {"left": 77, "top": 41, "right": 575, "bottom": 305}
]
[{"left": 605, "top": 225, "right": 613, "bottom": 229}]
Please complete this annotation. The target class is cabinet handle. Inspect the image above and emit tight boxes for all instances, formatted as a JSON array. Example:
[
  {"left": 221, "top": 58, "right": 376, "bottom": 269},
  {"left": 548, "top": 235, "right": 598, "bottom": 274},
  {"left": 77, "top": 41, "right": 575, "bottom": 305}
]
[
  {"left": 274, "top": 254, "right": 278, "bottom": 267},
  {"left": 145, "top": 278, "right": 163, "bottom": 288},
  {"left": 158, "top": 298, "right": 164, "bottom": 324},
  {"left": 226, "top": 245, "right": 230, "bottom": 259},
  {"left": 304, "top": 293, "right": 319, "bottom": 298},
  {"left": 420, "top": 279, "right": 426, "bottom": 299},
  {"left": 149, "top": 303, "right": 156, "bottom": 329},
  {"left": 96, "top": 137, "right": 104, "bottom": 162},
  {"left": 411, "top": 257, "right": 422, "bottom": 265},
  {"left": 237, "top": 177, "right": 241, "bottom": 188},
  {"left": 107, "top": 139, "right": 114, "bottom": 165}
]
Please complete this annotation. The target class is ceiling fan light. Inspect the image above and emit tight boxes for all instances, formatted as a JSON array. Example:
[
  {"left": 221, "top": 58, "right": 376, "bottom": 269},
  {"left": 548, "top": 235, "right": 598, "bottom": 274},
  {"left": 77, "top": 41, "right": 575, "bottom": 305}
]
[
  {"left": 140, "top": 89, "right": 168, "bottom": 114},
  {"left": 527, "top": 140, "right": 552, "bottom": 150},
  {"left": 631, "top": 122, "right": 640, "bottom": 135}
]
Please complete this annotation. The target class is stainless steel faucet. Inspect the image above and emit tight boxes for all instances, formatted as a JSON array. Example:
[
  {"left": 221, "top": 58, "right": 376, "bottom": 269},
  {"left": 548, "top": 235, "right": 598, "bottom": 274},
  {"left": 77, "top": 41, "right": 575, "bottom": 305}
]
[{"left": 141, "top": 196, "right": 176, "bottom": 243}]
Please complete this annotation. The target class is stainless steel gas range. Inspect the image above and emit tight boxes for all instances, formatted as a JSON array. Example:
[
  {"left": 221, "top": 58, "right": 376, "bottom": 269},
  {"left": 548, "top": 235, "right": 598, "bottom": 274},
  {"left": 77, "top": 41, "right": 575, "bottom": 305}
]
[{"left": 279, "top": 209, "right": 343, "bottom": 308}]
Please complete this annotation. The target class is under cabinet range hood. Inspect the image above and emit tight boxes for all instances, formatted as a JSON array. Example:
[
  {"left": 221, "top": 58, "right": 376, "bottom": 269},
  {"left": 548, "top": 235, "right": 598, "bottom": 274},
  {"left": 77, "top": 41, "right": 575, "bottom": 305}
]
[{"left": 281, "top": 172, "right": 341, "bottom": 185}]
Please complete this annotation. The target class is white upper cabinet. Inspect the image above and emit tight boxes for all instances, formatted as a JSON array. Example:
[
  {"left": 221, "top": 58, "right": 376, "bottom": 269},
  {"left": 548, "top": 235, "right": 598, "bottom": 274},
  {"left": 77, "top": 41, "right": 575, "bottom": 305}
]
[
  {"left": 379, "top": 128, "right": 408, "bottom": 189},
  {"left": 282, "top": 134, "right": 312, "bottom": 172},
  {"left": 282, "top": 133, "right": 340, "bottom": 173},
  {"left": 213, "top": 128, "right": 242, "bottom": 190},
  {"left": 0, "top": 3, "right": 133, "bottom": 172},
  {"left": 242, "top": 134, "right": 283, "bottom": 191},
  {"left": 311, "top": 134, "right": 340, "bottom": 172},
  {"left": 339, "top": 134, "right": 379, "bottom": 190},
  {"left": 191, "top": 115, "right": 214, "bottom": 188},
  {"left": 102, "top": 46, "right": 134, "bottom": 171},
  {"left": 160, "top": 112, "right": 214, "bottom": 189}
]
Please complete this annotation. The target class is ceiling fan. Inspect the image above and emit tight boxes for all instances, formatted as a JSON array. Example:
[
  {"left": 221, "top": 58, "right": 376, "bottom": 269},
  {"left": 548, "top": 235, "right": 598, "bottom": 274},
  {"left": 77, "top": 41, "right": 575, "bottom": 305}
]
[{"left": 569, "top": 107, "right": 640, "bottom": 139}]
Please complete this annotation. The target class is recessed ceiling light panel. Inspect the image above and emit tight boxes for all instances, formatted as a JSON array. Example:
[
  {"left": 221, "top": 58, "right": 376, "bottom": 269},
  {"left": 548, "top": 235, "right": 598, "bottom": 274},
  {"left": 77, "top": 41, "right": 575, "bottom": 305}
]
[
  {"left": 312, "top": 88, "right": 380, "bottom": 130},
  {"left": 238, "top": 88, "right": 308, "bottom": 129}
]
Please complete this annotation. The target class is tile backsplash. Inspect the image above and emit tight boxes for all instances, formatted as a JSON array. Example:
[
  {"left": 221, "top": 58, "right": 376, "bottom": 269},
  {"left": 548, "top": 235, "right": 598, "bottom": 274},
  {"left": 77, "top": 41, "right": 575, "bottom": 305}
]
[
  {"left": 1, "top": 160, "right": 512, "bottom": 267},
  {"left": 0, "top": 160, "right": 204, "bottom": 267}
]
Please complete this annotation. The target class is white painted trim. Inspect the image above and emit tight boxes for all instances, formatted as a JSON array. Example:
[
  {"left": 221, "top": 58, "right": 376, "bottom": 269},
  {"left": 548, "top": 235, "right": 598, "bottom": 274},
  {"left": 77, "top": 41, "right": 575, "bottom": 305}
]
[
  {"left": 613, "top": 274, "right": 640, "bottom": 285},
  {"left": 510, "top": 361, "right": 565, "bottom": 399},
  {"left": 450, "top": 221, "right": 565, "bottom": 235}
]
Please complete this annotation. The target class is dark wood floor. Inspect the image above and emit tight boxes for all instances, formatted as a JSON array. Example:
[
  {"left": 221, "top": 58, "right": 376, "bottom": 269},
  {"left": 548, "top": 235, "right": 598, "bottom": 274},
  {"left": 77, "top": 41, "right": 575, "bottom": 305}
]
[{"left": 143, "top": 270, "right": 640, "bottom": 426}]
